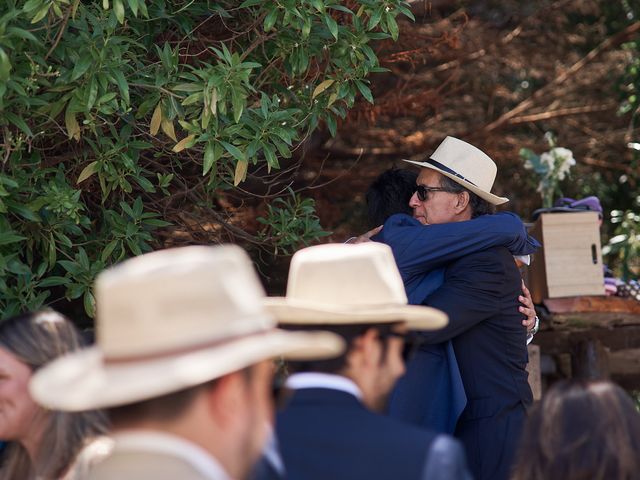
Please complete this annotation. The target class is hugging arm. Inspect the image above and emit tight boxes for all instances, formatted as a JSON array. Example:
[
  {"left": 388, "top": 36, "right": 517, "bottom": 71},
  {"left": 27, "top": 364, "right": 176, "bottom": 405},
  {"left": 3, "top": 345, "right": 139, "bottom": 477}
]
[{"left": 381, "top": 212, "right": 539, "bottom": 279}]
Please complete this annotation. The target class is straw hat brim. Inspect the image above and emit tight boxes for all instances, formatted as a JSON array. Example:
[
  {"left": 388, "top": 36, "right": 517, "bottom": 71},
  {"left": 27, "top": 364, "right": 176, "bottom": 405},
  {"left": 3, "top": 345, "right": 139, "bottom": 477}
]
[
  {"left": 29, "top": 329, "right": 344, "bottom": 412},
  {"left": 403, "top": 159, "right": 509, "bottom": 205},
  {"left": 264, "top": 298, "right": 448, "bottom": 330}
]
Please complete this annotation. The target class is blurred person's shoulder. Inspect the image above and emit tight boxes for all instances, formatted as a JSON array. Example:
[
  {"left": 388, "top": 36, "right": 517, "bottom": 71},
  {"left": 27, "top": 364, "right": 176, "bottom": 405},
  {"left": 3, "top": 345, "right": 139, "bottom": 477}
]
[{"left": 62, "top": 436, "right": 114, "bottom": 480}]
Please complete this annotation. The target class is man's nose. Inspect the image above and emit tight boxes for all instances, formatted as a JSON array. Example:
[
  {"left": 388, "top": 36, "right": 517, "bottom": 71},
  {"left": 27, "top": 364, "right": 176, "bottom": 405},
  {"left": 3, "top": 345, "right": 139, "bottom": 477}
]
[{"left": 408, "top": 191, "right": 420, "bottom": 208}]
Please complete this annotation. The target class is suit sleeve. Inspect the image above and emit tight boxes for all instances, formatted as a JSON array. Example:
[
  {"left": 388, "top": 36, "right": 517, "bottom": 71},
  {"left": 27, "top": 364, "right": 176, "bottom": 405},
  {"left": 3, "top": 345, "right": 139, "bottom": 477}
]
[
  {"left": 418, "top": 249, "right": 505, "bottom": 344},
  {"left": 381, "top": 212, "right": 537, "bottom": 281},
  {"left": 421, "top": 435, "right": 474, "bottom": 480}
]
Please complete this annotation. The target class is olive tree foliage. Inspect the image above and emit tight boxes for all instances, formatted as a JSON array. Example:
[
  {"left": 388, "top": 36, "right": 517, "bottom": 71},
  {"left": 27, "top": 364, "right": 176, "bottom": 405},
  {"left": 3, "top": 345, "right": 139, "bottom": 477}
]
[{"left": 0, "top": 0, "right": 413, "bottom": 318}]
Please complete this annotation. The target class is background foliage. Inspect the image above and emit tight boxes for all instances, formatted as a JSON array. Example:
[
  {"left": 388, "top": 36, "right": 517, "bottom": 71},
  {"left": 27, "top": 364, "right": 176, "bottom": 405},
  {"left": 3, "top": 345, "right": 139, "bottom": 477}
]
[{"left": 0, "top": 0, "right": 412, "bottom": 319}]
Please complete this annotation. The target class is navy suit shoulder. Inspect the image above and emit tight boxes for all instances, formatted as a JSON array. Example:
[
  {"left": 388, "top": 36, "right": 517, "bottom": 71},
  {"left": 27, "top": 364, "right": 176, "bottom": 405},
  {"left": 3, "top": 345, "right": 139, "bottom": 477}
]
[{"left": 276, "top": 388, "right": 469, "bottom": 480}]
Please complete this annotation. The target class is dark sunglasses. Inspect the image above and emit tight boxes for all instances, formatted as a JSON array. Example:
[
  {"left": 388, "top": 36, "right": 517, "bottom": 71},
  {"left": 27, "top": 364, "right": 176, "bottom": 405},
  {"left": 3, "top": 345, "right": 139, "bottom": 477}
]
[{"left": 415, "top": 185, "right": 457, "bottom": 201}]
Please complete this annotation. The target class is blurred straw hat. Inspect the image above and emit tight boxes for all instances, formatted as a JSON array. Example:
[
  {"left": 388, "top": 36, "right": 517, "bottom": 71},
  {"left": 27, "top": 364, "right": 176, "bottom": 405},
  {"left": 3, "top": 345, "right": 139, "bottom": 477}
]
[{"left": 30, "top": 245, "right": 344, "bottom": 411}]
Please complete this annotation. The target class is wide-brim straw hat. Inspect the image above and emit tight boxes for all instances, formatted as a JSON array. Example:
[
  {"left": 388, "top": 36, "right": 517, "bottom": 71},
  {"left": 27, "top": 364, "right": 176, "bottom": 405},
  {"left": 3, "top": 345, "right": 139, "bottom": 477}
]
[
  {"left": 264, "top": 243, "right": 448, "bottom": 330},
  {"left": 30, "top": 245, "right": 344, "bottom": 412},
  {"left": 404, "top": 136, "right": 509, "bottom": 205}
]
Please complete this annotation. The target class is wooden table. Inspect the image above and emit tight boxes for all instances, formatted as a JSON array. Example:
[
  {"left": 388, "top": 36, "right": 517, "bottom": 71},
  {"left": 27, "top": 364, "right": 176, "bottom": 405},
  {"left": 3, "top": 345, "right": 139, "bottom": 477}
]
[{"left": 531, "top": 296, "right": 640, "bottom": 391}]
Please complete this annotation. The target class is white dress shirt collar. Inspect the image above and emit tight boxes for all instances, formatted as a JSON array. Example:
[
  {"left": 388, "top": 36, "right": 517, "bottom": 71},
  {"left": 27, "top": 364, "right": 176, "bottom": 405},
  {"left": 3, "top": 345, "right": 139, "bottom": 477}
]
[
  {"left": 285, "top": 372, "right": 362, "bottom": 400},
  {"left": 112, "top": 430, "right": 232, "bottom": 480}
]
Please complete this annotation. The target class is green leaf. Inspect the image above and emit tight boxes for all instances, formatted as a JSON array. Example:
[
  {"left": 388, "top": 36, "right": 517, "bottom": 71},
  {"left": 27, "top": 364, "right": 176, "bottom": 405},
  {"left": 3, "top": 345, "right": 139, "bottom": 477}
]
[
  {"left": 6, "top": 27, "right": 39, "bottom": 43},
  {"left": 355, "top": 80, "right": 374, "bottom": 103},
  {"left": 264, "top": 8, "right": 278, "bottom": 31},
  {"left": 397, "top": 3, "right": 415, "bottom": 21},
  {"left": 368, "top": 8, "right": 382, "bottom": 29},
  {"left": 114, "top": 0, "right": 125, "bottom": 23},
  {"left": 23, "top": 0, "right": 42, "bottom": 13},
  {"left": 30, "top": 4, "right": 50, "bottom": 23},
  {"left": 65, "top": 108, "right": 81, "bottom": 141},
  {"left": 203, "top": 142, "right": 216, "bottom": 175},
  {"left": 39, "top": 276, "right": 70, "bottom": 288},
  {"left": 326, "top": 114, "right": 337, "bottom": 137},
  {"left": 0, "top": 47, "right": 11, "bottom": 82},
  {"left": 71, "top": 54, "right": 93, "bottom": 81},
  {"left": 5, "top": 112, "right": 33, "bottom": 137},
  {"left": 231, "top": 90, "right": 244, "bottom": 123},
  {"left": 386, "top": 14, "right": 399, "bottom": 41},
  {"left": 111, "top": 69, "right": 130, "bottom": 104},
  {"left": 325, "top": 15, "right": 338, "bottom": 40},
  {"left": 83, "top": 291, "right": 96, "bottom": 317},
  {"left": 126, "top": 0, "right": 138, "bottom": 16},
  {"left": 55, "top": 232, "right": 73, "bottom": 248},
  {"left": 0, "top": 232, "right": 27, "bottom": 246},
  {"left": 221, "top": 141, "right": 245, "bottom": 162},
  {"left": 172, "top": 83, "right": 202, "bottom": 92},
  {"left": 7, "top": 201, "right": 41, "bottom": 222},
  {"left": 86, "top": 78, "right": 99, "bottom": 110},
  {"left": 101, "top": 239, "right": 119, "bottom": 262}
]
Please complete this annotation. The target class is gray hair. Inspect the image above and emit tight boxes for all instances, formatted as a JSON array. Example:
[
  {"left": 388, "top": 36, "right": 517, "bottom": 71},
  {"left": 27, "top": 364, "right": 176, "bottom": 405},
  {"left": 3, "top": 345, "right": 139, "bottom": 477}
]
[{"left": 438, "top": 175, "right": 495, "bottom": 218}]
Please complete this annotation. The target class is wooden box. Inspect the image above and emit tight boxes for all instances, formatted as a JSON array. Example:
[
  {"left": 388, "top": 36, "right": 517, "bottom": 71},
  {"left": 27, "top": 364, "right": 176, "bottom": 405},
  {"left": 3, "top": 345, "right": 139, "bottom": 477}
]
[{"left": 528, "top": 212, "right": 605, "bottom": 303}]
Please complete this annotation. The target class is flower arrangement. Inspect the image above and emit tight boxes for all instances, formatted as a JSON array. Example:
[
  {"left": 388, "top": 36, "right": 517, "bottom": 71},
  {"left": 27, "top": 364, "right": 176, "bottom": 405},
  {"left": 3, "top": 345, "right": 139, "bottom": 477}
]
[{"left": 519, "top": 133, "right": 576, "bottom": 208}]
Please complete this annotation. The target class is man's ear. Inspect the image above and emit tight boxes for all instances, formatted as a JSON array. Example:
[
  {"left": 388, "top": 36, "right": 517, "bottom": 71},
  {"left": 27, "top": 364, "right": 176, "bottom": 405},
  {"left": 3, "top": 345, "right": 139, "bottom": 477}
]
[
  {"left": 357, "top": 328, "right": 380, "bottom": 367},
  {"left": 454, "top": 191, "right": 470, "bottom": 213},
  {"left": 206, "top": 372, "right": 244, "bottom": 426}
]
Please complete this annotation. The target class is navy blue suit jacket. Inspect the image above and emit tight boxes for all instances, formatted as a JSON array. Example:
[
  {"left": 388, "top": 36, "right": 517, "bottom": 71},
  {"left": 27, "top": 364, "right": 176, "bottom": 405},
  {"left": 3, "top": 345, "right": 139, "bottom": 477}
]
[
  {"left": 421, "top": 247, "right": 533, "bottom": 480},
  {"left": 275, "top": 388, "right": 471, "bottom": 480},
  {"left": 379, "top": 213, "right": 538, "bottom": 435}
]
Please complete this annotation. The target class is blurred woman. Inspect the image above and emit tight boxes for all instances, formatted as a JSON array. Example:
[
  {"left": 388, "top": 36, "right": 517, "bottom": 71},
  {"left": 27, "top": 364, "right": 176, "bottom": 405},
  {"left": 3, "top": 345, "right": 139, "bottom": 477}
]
[
  {"left": 512, "top": 380, "right": 640, "bottom": 480},
  {"left": 0, "top": 310, "right": 109, "bottom": 480}
]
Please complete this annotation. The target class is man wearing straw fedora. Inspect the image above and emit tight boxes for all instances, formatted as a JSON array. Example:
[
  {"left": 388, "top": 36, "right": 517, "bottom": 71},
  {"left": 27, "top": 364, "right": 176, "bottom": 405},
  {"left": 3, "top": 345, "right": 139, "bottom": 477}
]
[
  {"left": 263, "top": 243, "right": 472, "bottom": 480},
  {"left": 379, "top": 136, "right": 534, "bottom": 480},
  {"left": 363, "top": 167, "right": 539, "bottom": 439},
  {"left": 30, "top": 245, "right": 344, "bottom": 480}
]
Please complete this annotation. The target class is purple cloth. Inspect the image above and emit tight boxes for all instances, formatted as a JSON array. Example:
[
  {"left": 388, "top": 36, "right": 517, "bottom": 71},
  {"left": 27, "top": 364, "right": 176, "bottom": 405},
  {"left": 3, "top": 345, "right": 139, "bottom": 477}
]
[{"left": 554, "top": 196, "right": 603, "bottom": 216}]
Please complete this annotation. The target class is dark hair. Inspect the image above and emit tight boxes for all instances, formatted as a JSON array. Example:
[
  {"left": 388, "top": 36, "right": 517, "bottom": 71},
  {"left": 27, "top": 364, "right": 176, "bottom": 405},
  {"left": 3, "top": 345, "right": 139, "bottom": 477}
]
[
  {"left": 108, "top": 366, "right": 255, "bottom": 428},
  {"left": 366, "top": 168, "right": 418, "bottom": 228},
  {"left": 108, "top": 381, "right": 215, "bottom": 428},
  {"left": 511, "top": 380, "right": 640, "bottom": 480},
  {"left": 281, "top": 323, "right": 397, "bottom": 374},
  {"left": 438, "top": 175, "right": 495, "bottom": 218},
  {"left": 0, "top": 310, "right": 108, "bottom": 480}
]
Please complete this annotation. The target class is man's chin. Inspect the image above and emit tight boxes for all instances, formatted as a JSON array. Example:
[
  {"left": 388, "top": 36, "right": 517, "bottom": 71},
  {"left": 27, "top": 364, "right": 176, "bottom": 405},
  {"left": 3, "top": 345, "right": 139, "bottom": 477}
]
[{"left": 413, "top": 216, "right": 428, "bottom": 225}]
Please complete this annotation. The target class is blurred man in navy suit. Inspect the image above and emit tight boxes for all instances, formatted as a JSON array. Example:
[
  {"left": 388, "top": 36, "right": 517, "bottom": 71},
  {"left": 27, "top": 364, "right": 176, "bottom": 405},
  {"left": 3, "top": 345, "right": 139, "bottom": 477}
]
[{"left": 262, "top": 243, "right": 472, "bottom": 480}]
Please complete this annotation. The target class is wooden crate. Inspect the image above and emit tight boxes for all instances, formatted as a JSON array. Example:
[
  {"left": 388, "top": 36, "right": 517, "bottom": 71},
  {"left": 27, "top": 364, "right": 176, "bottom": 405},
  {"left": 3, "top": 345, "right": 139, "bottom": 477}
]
[{"left": 529, "top": 212, "right": 605, "bottom": 303}]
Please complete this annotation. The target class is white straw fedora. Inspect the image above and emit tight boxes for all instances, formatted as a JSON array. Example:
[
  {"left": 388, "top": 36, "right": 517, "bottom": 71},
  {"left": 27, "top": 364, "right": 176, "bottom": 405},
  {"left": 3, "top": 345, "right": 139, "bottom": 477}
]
[
  {"left": 30, "top": 245, "right": 344, "bottom": 411},
  {"left": 264, "top": 243, "right": 448, "bottom": 330},
  {"left": 404, "top": 136, "right": 509, "bottom": 205}
]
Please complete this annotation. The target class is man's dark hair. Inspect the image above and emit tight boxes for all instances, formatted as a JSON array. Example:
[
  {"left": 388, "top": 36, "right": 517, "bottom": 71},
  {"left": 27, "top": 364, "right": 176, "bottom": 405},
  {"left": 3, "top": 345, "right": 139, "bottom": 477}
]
[
  {"left": 366, "top": 168, "right": 418, "bottom": 228},
  {"left": 107, "top": 367, "right": 254, "bottom": 427},
  {"left": 281, "top": 323, "right": 398, "bottom": 374},
  {"left": 439, "top": 175, "right": 495, "bottom": 218},
  {"left": 107, "top": 380, "right": 217, "bottom": 428}
]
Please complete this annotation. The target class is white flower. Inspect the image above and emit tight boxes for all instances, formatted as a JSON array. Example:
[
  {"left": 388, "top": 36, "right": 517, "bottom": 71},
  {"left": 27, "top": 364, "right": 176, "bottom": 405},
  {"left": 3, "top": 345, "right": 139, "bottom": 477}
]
[
  {"left": 540, "top": 152, "right": 554, "bottom": 169},
  {"left": 551, "top": 147, "right": 575, "bottom": 165}
]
